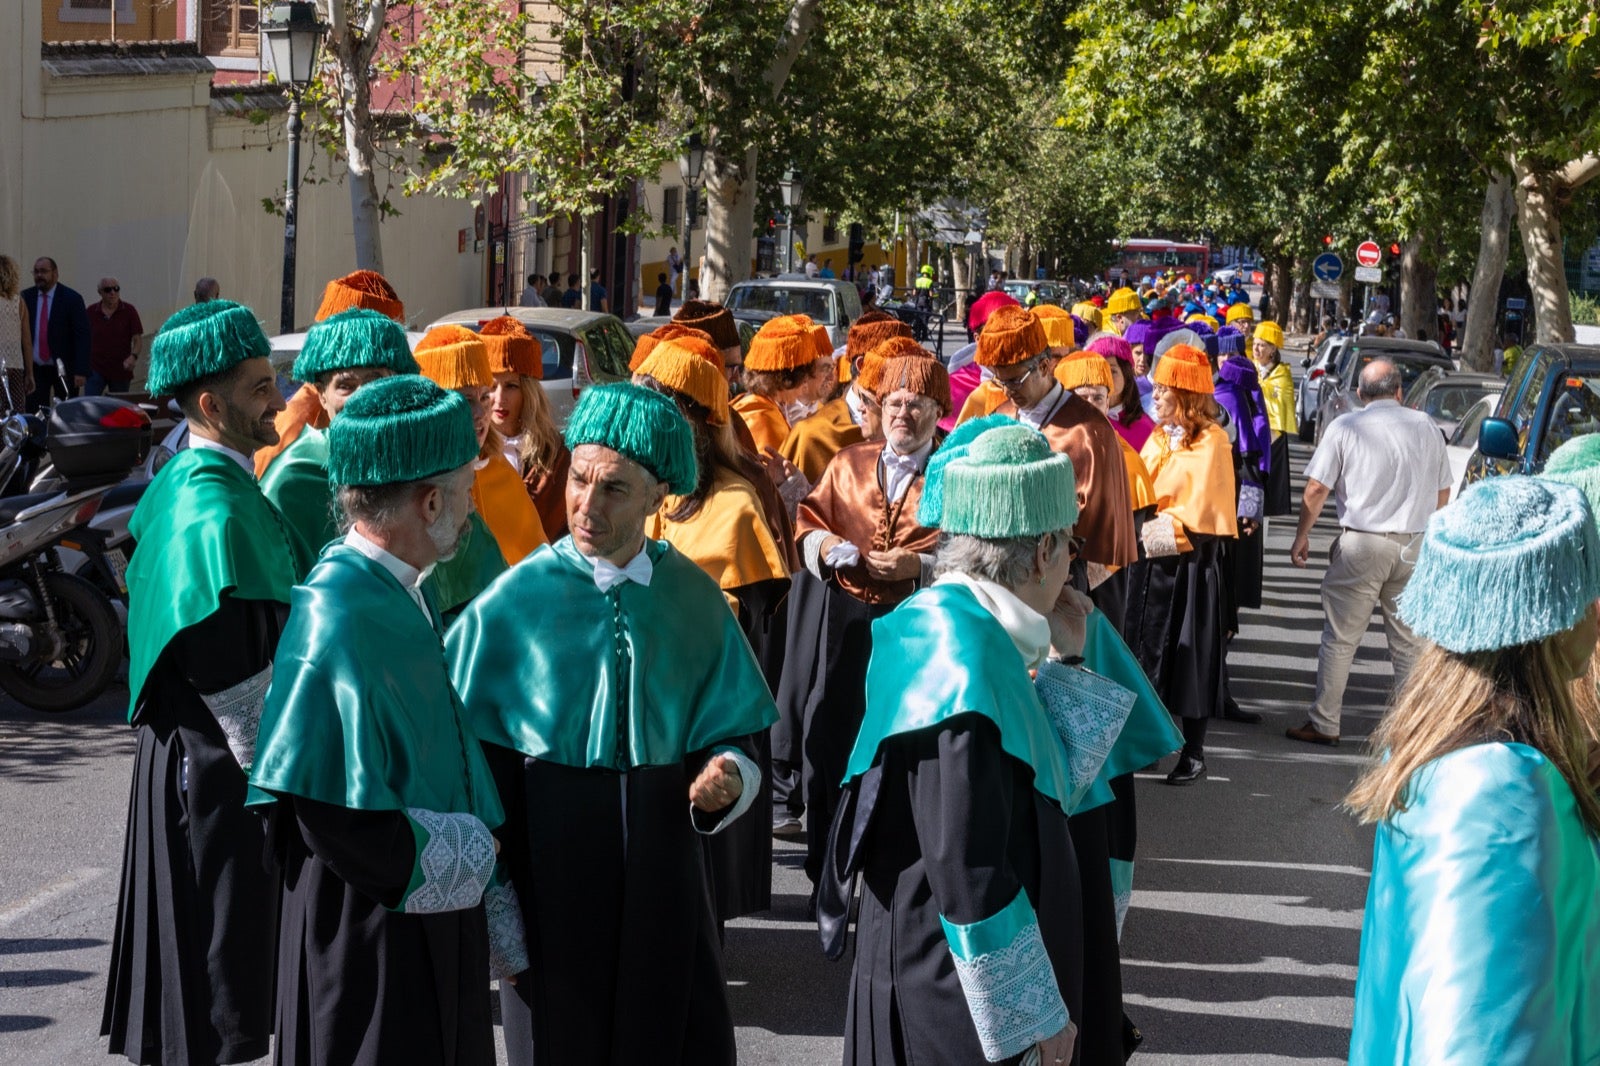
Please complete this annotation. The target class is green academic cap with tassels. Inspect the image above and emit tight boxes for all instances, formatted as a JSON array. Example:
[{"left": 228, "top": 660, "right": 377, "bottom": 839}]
[
  {"left": 292, "top": 307, "right": 420, "bottom": 383},
  {"left": 940, "top": 424, "right": 1080, "bottom": 538},
  {"left": 147, "top": 300, "right": 271, "bottom": 396},
  {"left": 327, "top": 375, "right": 480, "bottom": 487},
  {"left": 563, "top": 382, "right": 698, "bottom": 495}
]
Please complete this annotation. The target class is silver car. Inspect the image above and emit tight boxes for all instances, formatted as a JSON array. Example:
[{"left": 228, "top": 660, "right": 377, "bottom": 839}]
[
  {"left": 1296, "top": 333, "right": 1350, "bottom": 441},
  {"left": 425, "top": 307, "right": 634, "bottom": 427},
  {"left": 1312, "top": 337, "right": 1454, "bottom": 445},
  {"left": 725, "top": 275, "right": 865, "bottom": 348}
]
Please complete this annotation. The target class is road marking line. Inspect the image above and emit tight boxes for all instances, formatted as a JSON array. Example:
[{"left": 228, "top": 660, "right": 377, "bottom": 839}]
[
  {"left": 1147, "top": 857, "right": 1369, "bottom": 877},
  {"left": 1123, "top": 955, "right": 1358, "bottom": 980},
  {"left": 0, "top": 867, "right": 108, "bottom": 927},
  {"left": 1131, "top": 889, "right": 1364, "bottom": 929}
]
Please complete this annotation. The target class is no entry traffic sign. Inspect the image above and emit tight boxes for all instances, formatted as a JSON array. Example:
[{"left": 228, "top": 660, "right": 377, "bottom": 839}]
[{"left": 1356, "top": 241, "right": 1382, "bottom": 268}]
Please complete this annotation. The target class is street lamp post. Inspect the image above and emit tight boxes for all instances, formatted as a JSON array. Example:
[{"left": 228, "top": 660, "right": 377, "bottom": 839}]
[
  {"left": 677, "top": 134, "right": 705, "bottom": 298},
  {"left": 778, "top": 168, "right": 803, "bottom": 275},
  {"left": 262, "top": 2, "right": 327, "bottom": 335}
]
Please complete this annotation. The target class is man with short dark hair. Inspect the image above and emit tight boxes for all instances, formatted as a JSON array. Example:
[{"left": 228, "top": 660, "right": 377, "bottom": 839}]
[
  {"left": 561, "top": 273, "right": 582, "bottom": 309},
  {"left": 588, "top": 268, "right": 609, "bottom": 313},
  {"left": 519, "top": 273, "right": 546, "bottom": 308},
  {"left": 194, "top": 276, "right": 221, "bottom": 302},
  {"left": 104, "top": 300, "right": 294, "bottom": 1066},
  {"left": 21, "top": 256, "right": 90, "bottom": 408},
  {"left": 1287, "top": 358, "right": 1450, "bottom": 746},
  {"left": 85, "top": 277, "right": 142, "bottom": 395},
  {"left": 652, "top": 272, "right": 673, "bottom": 316}
]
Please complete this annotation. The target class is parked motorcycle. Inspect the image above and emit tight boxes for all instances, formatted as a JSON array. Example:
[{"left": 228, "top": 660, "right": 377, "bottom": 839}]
[{"left": 0, "top": 397, "right": 152, "bottom": 712}]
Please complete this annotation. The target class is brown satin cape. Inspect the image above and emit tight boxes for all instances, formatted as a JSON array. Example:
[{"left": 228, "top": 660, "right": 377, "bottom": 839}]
[
  {"left": 995, "top": 391, "right": 1137, "bottom": 568},
  {"left": 521, "top": 443, "right": 571, "bottom": 540},
  {"left": 781, "top": 395, "right": 864, "bottom": 485},
  {"left": 795, "top": 440, "right": 939, "bottom": 606}
]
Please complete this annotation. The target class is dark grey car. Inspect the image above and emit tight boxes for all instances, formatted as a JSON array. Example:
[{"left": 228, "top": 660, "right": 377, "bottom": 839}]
[{"left": 1313, "top": 337, "right": 1454, "bottom": 444}]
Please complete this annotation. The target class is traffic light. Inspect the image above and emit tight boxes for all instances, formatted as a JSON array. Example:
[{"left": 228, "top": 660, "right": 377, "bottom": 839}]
[
  {"left": 1322, "top": 234, "right": 1333, "bottom": 245},
  {"left": 766, "top": 218, "right": 777, "bottom": 235},
  {"left": 1389, "top": 242, "right": 1401, "bottom": 256},
  {"left": 848, "top": 223, "right": 865, "bottom": 265}
]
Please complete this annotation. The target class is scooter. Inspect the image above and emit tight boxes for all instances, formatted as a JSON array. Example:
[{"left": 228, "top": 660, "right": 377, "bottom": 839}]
[{"left": 0, "top": 399, "right": 151, "bottom": 712}]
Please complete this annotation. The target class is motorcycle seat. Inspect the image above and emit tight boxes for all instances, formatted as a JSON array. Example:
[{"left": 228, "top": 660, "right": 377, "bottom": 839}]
[
  {"left": 0, "top": 491, "right": 65, "bottom": 526},
  {"left": 100, "top": 480, "right": 147, "bottom": 511}
]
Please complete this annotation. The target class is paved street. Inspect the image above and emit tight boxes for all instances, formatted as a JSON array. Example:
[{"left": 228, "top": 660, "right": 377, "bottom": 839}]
[{"left": 0, "top": 369, "right": 1390, "bottom": 1065}]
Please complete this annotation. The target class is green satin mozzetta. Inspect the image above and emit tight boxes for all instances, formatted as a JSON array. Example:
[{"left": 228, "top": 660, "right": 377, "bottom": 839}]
[
  {"left": 447, "top": 536, "right": 777, "bottom": 769},
  {"left": 126, "top": 447, "right": 296, "bottom": 721},
  {"left": 248, "top": 545, "right": 503, "bottom": 827},
  {"left": 422, "top": 512, "right": 507, "bottom": 616},
  {"left": 258, "top": 426, "right": 335, "bottom": 579},
  {"left": 1073, "top": 610, "right": 1184, "bottom": 812},
  {"left": 939, "top": 887, "right": 1037, "bottom": 961},
  {"left": 1350, "top": 742, "right": 1600, "bottom": 1064},
  {"left": 844, "top": 582, "right": 1077, "bottom": 809}
]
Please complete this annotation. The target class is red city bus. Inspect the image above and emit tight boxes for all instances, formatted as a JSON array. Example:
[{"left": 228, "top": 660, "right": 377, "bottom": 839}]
[{"left": 1104, "top": 239, "right": 1211, "bottom": 285}]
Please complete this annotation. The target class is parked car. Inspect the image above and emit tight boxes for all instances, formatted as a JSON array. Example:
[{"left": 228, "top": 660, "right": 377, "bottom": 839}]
[
  {"left": 725, "top": 276, "right": 864, "bottom": 348},
  {"left": 623, "top": 308, "right": 779, "bottom": 358},
  {"left": 1313, "top": 337, "right": 1454, "bottom": 444},
  {"left": 1403, "top": 367, "right": 1504, "bottom": 438},
  {"left": 267, "top": 329, "right": 426, "bottom": 401},
  {"left": 1466, "top": 344, "right": 1600, "bottom": 484},
  {"left": 1211, "top": 261, "right": 1255, "bottom": 285},
  {"left": 1444, "top": 394, "right": 1496, "bottom": 499},
  {"left": 424, "top": 307, "right": 633, "bottom": 427},
  {"left": 1297, "top": 333, "right": 1352, "bottom": 441},
  {"left": 999, "top": 279, "right": 1066, "bottom": 308}
]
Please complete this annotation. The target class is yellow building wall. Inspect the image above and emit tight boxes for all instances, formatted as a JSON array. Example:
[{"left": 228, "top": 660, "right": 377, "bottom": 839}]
[{"left": 42, "top": 0, "right": 177, "bottom": 43}]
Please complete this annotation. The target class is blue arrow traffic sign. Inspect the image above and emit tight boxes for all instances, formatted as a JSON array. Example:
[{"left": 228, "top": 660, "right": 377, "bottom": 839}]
[{"left": 1313, "top": 253, "right": 1343, "bottom": 283}]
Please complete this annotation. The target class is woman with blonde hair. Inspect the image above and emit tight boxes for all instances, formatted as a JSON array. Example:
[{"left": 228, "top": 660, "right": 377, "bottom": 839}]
[
  {"left": 480, "top": 315, "right": 571, "bottom": 538},
  {"left": 1346, "top": 475, "right": 1600, "bottom": 1065},
  {"left": 0, "top": 256, "right": 33, "bottom": 412}
]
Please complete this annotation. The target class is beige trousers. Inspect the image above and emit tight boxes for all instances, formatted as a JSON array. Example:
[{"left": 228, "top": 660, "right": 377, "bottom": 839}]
[{"left": 1308, "top": 529, "right": 1425, "bottom": 736}]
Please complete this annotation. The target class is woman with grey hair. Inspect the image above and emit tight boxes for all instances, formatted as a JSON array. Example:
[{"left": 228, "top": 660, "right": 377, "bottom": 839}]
[{"left": 822, "top": 422, "right": 1121, "bottom": 1066}]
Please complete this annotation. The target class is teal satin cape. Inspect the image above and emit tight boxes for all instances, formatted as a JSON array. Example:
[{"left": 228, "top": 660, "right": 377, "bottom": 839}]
[
  {"left": 126, "top": 447, "right": 296, "bottom": 721},
  {"left": 257, "top": 426, "right": 335, "bottom": 580},
  {"left": 1349, "top": 742, "right": 1600, "bottom": 1064},
  {"left": 248, "top": 544, "right": 503, "bottom": 826},
  {"left": 446, "top": 536, "right": 777, "bottom": 768},
  {"left": 843, "top": 582, "right": 1077, "bottom": 810},
  {"left": 1075, "top": 610, "right": 1183, "bottom": 812},
  {"left": 422, "top": 512, "right": 507, "bottom": 616}
]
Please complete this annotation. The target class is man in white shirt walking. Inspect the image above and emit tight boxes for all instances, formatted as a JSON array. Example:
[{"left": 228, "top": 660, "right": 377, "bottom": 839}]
[{"left": 1287, "top": 359, "right": 1451, "bottom": 745}]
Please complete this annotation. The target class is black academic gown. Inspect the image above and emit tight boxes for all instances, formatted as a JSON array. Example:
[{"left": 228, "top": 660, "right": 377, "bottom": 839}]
[
  {"left": 834, "top": 715, "right": 1083, "bottom": 1066},
  {"left": 267, "top": 800, "right": 493, "bottom": 1066},
  {"left": 1123, "top": 532, "right": 1230, "bottom": 721},
  {"left": 488, "top": 736, "right": 760, "bottom": 1066},
  {"left": 102, "top": 597, "right": 285, "bottom": 1066}
]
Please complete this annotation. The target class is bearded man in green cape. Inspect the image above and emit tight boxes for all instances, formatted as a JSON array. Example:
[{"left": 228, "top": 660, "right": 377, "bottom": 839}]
[
  {"left": 103, "top": 300, "right": 294, "bottom": 1066},
  {"left": 249, "top": 376, "right": 527, "bottom": 1065}
]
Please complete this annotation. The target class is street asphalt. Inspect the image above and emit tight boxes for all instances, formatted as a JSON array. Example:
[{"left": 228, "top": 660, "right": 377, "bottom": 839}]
[{"left": 0, "top": 342, "right": 1390, "bottom": 1065}]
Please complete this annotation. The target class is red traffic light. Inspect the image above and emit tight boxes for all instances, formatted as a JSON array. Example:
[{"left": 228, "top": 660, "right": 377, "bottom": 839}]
[
  {"left": 1322, "top": 234, "right": 1333, "bottom": 245},
  {"left": 1389, "top": 243, "right": 1401, "bottom": 256}
]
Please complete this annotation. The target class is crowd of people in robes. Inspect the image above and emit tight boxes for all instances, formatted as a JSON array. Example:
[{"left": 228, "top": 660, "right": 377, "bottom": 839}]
[{"left": 99, "top": 262, "right": 1600, "bottom": 1066}]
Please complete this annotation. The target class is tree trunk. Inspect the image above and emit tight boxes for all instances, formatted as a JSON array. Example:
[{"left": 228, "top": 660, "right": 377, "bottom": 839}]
[
  {"left": 1513, "top": 158, "right": 1576, "bottom": 343},
  {"left": 701, "top": 146, "right": 755, "bottom": 303},
  {"left": 698, "top": 0, "right": 821, "bottom": 303},
  {"left": 950, "top": 244, "right": 972, "bottom": 320},
  {"left": 580, "top": 217, "right": 592, "bottom": 311},
  {"left": 1269, "top": 254, "right": 1292, "bottom": 324},
  {"left": 1289, "top": 256, "right": 1310, "bottom": 333},
  {"left": 905, "top": 229, "right": 920, "bottom": 300},
  {"left": 1463, "top": 171, "right": 1515, "bottom": 370},
  {"left": 1399, "top": 234, "right": 1438, "bottom": 343},
  {"left": 331, "top": 2, "right": 386, "bottom": 273}
]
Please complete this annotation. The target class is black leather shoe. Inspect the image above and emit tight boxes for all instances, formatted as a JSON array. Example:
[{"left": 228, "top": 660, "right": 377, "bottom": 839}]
[
  {"left": 1223, "top": 707, "right": 1263, "bottom": 724},
  {"left": 1165, "top": 753, "right": 1206, "bottom": 785}
]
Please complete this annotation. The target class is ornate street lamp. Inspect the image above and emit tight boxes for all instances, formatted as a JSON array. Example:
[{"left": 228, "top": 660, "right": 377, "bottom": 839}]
[
  {"left": 262, "top": 2, "right": 328, "bottom": 334},
  {"left": 778, "top": 168, "right": 803, "bottom": 274},
  {"left": 677, "top": 134, "right": 706, "bottom": 297}
]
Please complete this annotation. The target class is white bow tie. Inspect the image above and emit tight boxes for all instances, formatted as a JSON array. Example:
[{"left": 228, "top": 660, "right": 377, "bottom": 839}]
[
  {"left": 882, "top": 450, "right": 920, "bottom": 474},
  {"left": 592, "top": 551, "right": 654, "bottom": 593}
]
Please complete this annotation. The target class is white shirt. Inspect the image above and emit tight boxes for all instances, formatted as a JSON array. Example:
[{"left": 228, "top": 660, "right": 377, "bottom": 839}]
[
  {"left": 500, "top": 434, "right": 523, "bottom": 469},
  {"left": 844, "top": 385, "right": 869, "bottom": 430},
  {"left": 881, "top": 438, "right": 933, "bottom": 504},
  {"left": 1016, "top": 384, "right": 1067, "bottom": 431},
  {"left": 581, "top": 544, "right": 654, "bottom": 592},
  {"left": 188, "top": 434, "right": 254, "bottom": 474},
  {"left": 343, "top": 528, "right": 431, "bottom": 621},
  {"left": 1303, "top": 399, "right": 1451, "bottom": 533}
]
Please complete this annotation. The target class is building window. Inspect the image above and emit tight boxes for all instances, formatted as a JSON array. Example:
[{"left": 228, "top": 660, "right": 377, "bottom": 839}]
[
  {"left": 57, "top": 0, "right": 135, "bottom": 24},
  {"left": 823, "top": 214, "right": 838, "bottom": 245},
  {"left": 662, "top": 186, "right": 681, "bottom": 235},
  {"left": 202, "top": 0, "right": 259, "bottom": 57}
]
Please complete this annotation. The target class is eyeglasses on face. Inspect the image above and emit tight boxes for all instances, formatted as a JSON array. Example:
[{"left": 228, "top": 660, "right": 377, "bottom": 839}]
[
  {"left": 100, "top": 286, "right": 119, "bottom": 293},
  {"left": 881, "top": 397, "right": 937, "bottom": 417},
  {"left": 994, "top": 354, "right": 1048, "bottom": 394}
]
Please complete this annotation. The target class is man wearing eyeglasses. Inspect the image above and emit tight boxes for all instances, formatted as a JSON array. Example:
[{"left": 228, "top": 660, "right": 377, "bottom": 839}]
[
  {"left": 980, "top": 306, "right": 1136, "bottom": 613},
  {"left": 790, "top": 346, "right": 951, "bottom": 885},
  {"left": 86, "top": 278, "right": 143, "bottom": 397}
]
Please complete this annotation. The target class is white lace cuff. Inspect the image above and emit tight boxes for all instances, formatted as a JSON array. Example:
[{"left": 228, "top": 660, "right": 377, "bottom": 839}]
[
  {"left": 400, "top": 808, "right": 496, "bottom": 915},
  {"left": 1034, "top": 660, "right": 1136, "bottom": 814},
  {"left": 483, "top": 873, "right": 530, "bottom": 979},
  {"left": 941, "top": 890, "right": 1069, "bottom": 1062},
  {"left": 200, "top": 664, "right": 272, "bottom": 772},
  {"left": 691, "top": 746, "right": 761, "bottom": 834},
  {"left": 1141, "top": 513, "right": 1180, "bottom": 557}
]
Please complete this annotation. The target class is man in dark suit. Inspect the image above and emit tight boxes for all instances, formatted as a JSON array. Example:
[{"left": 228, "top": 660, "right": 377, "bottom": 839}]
[{"left": 22, "top": 257, "right": 90, "bottom": 410}]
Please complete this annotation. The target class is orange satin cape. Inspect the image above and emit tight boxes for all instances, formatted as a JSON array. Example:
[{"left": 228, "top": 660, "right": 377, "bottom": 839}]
[
  {"left": 1139, "top": 422, "right": 1238, "bottom": 546},
  {"left": 474, "top": 452, "right": 547, "bottom": 565}
]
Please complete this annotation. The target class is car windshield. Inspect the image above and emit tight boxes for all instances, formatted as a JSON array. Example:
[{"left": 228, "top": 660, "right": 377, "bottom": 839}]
[
  {"left": 1450, "top": 396, "right": 1493, "bottom": 447},
  {"left": 727, "top": 286, "right": 835, "bottom": 325},
  {"left": 1412, "top": 380, "right": 1499, "bottom": 423},
  {"left": 1537, "top": 374, "right": 1600, "bottom": 463},
  {"left": 1352, "top": 351, "right": 1446, "bottom": 395},
  {"left": 528, "top": 330, "right": 564, "bottom": 377}
]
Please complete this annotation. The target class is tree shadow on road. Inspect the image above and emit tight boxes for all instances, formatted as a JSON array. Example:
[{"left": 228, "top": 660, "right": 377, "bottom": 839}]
[{"left": 0, "top": 691, "right": 130, "bottom": 785}]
